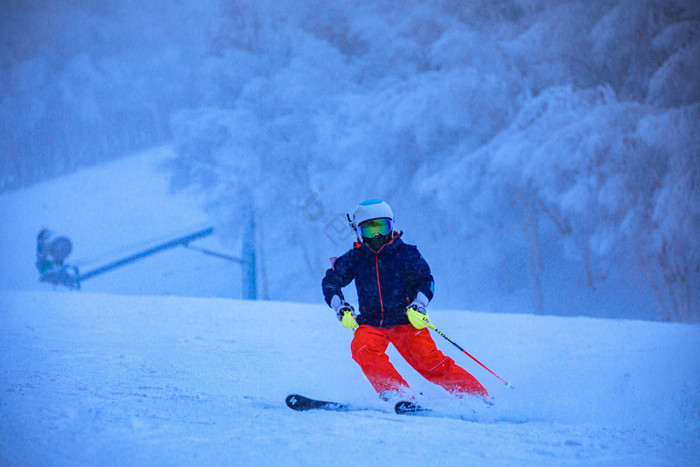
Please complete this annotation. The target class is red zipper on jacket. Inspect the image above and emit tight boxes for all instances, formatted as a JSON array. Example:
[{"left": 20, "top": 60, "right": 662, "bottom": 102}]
[
  {"left": 375, "top": 254, "right": 385, "bottom": 326},
  {"left": 367, "top": 235, "right": 395, "bottom": 327}
]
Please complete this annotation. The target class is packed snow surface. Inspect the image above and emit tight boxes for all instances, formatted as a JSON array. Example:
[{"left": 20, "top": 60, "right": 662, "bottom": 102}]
[
  {"left": 1, "top": 291, "right": 698, "bottom": 466},
  {"left": 1, "top": 149, "right": 698, "bottom": 465}
]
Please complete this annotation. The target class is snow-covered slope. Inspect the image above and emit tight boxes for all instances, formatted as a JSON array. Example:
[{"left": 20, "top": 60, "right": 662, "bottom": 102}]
[
  {"left": 0, "top": 146, "right": 243, "bottom": 298},
  {"left": 1, "top": 290, "right": 698, "bottom": 465}
]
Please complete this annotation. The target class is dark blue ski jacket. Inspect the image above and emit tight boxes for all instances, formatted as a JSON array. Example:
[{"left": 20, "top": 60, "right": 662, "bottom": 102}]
[{"left": 322, "top": 233, "right": 434, "bottom": 327}]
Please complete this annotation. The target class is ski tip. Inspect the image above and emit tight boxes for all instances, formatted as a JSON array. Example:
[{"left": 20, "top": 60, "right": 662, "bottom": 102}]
[
  {"left": 394, "top": 400, "right": 429, "bottom": 415},
  {"left": 285, "top": 394, "right": 302, "bottom": 409}
]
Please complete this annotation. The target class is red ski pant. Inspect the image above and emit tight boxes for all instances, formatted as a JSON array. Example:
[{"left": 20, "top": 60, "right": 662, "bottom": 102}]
[{"left": 350, "top": 324, "right": 488, "bottom": 398}]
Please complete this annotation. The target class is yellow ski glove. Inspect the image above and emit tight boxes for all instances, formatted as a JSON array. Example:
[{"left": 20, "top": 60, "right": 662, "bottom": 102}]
[
  {"left": 341, "top": 309, "right": 358, "bottom": 329},
  {"left": 406, "top": 305, "right": 431, "bottom": 330},
  {"left": 332, "top": 296, "right": 358, "bottom": 329}
]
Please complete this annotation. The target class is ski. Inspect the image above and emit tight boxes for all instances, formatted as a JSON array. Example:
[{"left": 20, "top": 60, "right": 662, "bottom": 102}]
[
  {"left": 394, "top": 400, "right": 431, "bottom": 415},
  {"left": 285, "top": 394, "right": 354, "bottom": 412},
  {"left": 286, "top": 394, "right": 419, "bottom": 415},
  {"left": 287, "top": 394, "right": 496, "bottom": 422},
  {"left": 286, "top": 394, "right": 526, "bottom": 423}
]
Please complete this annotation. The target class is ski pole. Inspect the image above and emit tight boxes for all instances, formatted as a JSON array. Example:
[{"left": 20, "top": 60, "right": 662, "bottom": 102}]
[{"left": 423, "top": 318, "right": 513, "bottom": 389}]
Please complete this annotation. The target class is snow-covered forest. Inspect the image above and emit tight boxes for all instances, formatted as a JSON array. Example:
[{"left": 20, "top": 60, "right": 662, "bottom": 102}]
[{"left": 2, "top": 0, "right": 699, "bottom": 321}]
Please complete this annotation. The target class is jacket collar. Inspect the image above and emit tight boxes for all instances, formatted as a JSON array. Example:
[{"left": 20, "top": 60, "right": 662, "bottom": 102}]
[{"left": 356, "top": 231, "right": 403, "bottom": 255}]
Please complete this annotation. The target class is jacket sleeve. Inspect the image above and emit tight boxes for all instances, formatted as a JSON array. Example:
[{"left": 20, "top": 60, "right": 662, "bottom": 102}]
[
  {"left": 405, "top": 245, "right": 435, "bottom": 304},
  {"left": 321, "top": 251, "right": 355, "bottom": 307}
]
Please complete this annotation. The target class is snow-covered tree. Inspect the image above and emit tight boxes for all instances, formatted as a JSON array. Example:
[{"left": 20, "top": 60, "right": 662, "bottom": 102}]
[{"left": 5, "top": 0, "right": 698, "bottom": 320}]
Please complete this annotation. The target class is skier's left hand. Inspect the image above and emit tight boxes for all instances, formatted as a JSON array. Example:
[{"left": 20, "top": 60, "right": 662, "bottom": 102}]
[{"left": 406, "top": 305, "right": 430, "bottom": 329}]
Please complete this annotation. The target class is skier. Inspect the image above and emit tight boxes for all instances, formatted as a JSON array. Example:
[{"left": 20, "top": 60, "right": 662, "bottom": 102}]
[{"left": 322, "top": 199, "right": 488, "bottom": 402}]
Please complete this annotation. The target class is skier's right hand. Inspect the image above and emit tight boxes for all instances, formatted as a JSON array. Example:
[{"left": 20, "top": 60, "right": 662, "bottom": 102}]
[
  {"left": 331, "top": 295, "right": 358, "bottom": 329},
  {"left": 340, "top": 309, "right": 358, "bottom": 329}
]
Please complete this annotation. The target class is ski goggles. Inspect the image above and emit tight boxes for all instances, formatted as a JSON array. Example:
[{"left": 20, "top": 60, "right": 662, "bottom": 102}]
[{"left": 359, "top": 218, "right": 392, "bottom": 238}]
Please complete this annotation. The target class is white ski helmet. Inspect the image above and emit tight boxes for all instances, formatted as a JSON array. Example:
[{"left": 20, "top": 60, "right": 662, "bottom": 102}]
[{"left": 352, "top": 199, "right": 394, "bottom": 227}]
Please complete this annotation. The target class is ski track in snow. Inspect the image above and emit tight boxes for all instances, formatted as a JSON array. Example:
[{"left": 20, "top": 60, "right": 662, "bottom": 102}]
[{"left": 1, "top": 149, "right": 699, "bottom": 465}]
